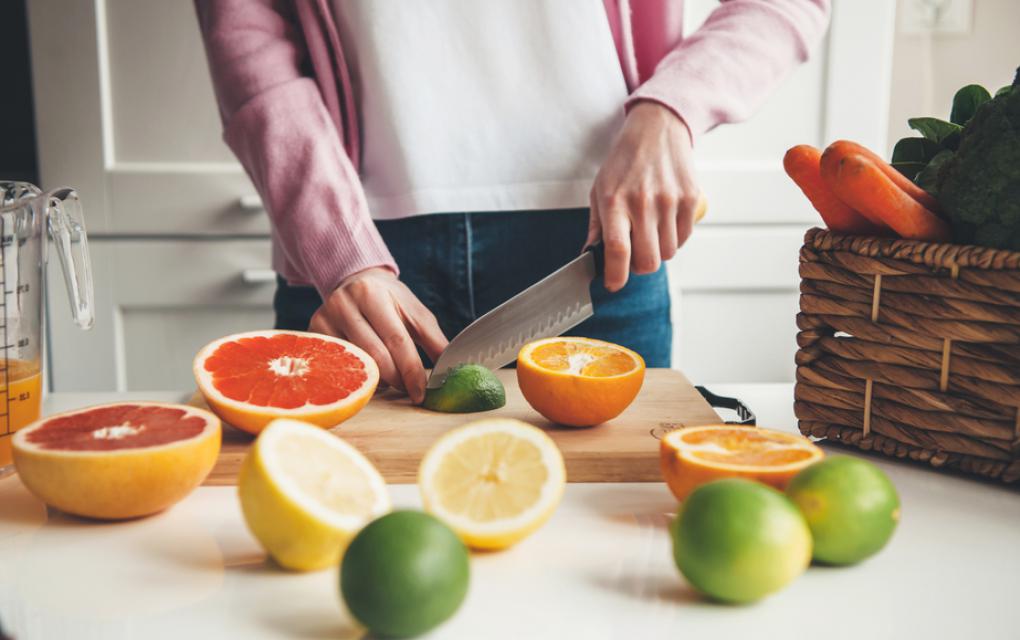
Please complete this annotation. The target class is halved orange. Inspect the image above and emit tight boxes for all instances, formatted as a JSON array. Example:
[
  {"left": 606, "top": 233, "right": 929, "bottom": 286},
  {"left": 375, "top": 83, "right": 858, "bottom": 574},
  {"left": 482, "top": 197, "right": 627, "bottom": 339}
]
[
  {"left": 660, "top": 425, "right": 824, "bottom": 501},
  {"left": 517, "top": 337, "right": 645, "bottom": 427},
  {"left": 194, "top": 330, "right": 379, "bottom": 435}
]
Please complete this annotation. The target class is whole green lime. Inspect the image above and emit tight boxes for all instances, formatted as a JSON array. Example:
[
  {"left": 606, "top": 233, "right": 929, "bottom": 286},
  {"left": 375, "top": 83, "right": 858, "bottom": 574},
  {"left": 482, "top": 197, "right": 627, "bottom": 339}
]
[
  {"left": 671, "top": 479, "right": 812, "bottom": 604},
  {"left": 424, "top": 364, "right": 505, "bottom": 413},
  {"left": 786, "top": 456, "right": 899, "bottom": 565},
  {"left": 340, "top": 511, "right": 470, "bottom": 638}
]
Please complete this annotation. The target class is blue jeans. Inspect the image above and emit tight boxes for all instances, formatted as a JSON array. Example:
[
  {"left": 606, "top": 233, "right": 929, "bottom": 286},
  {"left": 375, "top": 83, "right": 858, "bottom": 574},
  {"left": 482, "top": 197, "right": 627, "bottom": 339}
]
[{"left": 274, "top": 209, "right": 672, "bottom": 367}]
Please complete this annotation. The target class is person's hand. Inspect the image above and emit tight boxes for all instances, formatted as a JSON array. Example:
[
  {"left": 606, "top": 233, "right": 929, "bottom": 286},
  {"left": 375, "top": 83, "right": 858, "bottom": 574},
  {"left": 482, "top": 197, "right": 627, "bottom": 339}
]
[
  {"left": 309, "top": 267, "right": 448, "bottom": 404},
  {"left": 587, "top": 101, "right": 701, "bottom": 292}
]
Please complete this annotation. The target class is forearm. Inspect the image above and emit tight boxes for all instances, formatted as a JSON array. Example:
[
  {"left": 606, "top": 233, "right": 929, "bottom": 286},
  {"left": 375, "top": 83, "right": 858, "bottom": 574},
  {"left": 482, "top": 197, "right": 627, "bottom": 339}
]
[
  {"left": 194, "top": 0, "right": 396, "bottom": 297},
  {"left": 628, "top": 0, "right": 830, "bottom": 142}
]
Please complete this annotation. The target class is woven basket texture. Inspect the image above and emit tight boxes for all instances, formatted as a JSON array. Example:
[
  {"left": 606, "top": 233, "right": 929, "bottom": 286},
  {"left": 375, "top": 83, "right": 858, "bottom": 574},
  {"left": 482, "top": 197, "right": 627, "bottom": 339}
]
[{"left": 795, "top": 228, "right": 1020, "bottom": 483}]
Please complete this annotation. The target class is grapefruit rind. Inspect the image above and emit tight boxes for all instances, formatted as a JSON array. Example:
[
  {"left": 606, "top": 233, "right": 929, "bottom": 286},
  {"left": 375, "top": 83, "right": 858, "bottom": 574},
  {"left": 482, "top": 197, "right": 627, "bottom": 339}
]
[
  {"left": 238, "top": 418, "right": 390, "bottom": 571},
  {"left": 418, "top": 419, "right": 566, "bottom": 549},
  {"left": 12, "top": 402, "right": 221, "bottom": 520},
  {"left": 193, "top": 330, "right": 379, "bottom": 434}
]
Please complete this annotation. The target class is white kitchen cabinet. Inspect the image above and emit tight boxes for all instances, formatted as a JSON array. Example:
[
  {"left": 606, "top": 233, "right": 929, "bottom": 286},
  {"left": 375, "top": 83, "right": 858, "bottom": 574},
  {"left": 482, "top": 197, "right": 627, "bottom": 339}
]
[
  {"left": 28, "top": 0, "right": 268, "bottom": 236},
  {"left": 46, "top": 240, "right": 275, "bottom": 391},
  {"left": 31, "top": 0, "right": 896, "bottom": 390}
]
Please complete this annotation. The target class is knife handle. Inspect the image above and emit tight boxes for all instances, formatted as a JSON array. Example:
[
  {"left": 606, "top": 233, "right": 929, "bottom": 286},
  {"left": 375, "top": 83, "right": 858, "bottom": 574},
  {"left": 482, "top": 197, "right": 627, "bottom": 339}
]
[{"left": 584, "top": 241, "right": 605, "bottom": 278}]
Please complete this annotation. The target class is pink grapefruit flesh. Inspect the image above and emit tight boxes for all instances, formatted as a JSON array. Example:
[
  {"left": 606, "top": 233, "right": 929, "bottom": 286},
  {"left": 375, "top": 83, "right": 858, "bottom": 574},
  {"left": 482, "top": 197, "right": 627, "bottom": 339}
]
[{"left": 194, "top": 330, "right": 379, "bottom": 434}]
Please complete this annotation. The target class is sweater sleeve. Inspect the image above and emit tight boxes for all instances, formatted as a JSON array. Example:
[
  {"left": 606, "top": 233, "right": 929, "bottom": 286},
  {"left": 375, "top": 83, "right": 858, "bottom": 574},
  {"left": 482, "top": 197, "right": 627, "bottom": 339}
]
[
  {"left": 627, "top": 0, "right": 831, "bottom": 143},
  {"left": 194, "top": 0, "right": 396, "bottom": 298}
]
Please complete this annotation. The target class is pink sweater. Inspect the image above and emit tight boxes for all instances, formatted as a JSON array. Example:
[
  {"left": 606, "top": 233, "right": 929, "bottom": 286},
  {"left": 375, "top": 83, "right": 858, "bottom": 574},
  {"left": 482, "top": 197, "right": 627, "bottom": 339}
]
[{"left": 194, "top": 0, "right": 830, "bottom": 298}]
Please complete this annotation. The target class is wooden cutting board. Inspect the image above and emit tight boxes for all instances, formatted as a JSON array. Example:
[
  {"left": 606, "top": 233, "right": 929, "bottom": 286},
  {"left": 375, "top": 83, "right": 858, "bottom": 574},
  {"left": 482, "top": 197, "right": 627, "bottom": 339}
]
[{"left": 194, "top": 368, "right": 720, "bottom": 484}]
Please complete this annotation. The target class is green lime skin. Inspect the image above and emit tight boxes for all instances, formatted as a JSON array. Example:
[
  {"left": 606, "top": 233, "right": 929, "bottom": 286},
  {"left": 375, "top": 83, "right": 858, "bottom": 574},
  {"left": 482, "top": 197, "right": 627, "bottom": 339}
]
[
  {"left": 340, "top": 511, "right": 470, "bottom": 638},
  {"left": 423, "top": 364, "right": 506, "bottom": 413},
  {"left": 671, "top": 479, "right": 812, "bottom": 604},
  {"left": 786, "top": 456, "right": 900, "bottom": 566}
]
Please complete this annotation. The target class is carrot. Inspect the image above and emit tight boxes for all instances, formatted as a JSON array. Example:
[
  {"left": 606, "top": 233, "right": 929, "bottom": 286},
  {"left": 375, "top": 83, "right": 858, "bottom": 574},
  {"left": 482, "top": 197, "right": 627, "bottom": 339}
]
[
  {"left": 822, "top": 140, "right": 941, "bottom": 213},
  {"left": 783, "top": 145, "right": 891, "bottom": 235},
  {"left": 824, "top": 153, "right": 952, "bottom": 242}
]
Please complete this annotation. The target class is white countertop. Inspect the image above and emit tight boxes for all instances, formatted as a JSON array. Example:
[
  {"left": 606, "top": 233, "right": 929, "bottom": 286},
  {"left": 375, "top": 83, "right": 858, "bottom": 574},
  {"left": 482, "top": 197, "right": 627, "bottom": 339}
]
[{"left": 2, "top": 385, "right": 1018, "bottom": 639}]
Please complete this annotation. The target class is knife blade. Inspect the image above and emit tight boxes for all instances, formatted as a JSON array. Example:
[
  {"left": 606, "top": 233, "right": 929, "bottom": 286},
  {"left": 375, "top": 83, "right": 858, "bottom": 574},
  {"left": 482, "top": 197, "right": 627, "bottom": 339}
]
[{"left": 426, "top": 246, "right": 602, "bottom": 388}]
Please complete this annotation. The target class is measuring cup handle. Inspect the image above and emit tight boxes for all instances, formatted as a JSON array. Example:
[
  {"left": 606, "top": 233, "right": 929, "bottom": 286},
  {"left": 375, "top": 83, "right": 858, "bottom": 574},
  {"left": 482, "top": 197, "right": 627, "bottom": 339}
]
[{"left": 46, "top": 188, "right": 95, "bottom": 330}]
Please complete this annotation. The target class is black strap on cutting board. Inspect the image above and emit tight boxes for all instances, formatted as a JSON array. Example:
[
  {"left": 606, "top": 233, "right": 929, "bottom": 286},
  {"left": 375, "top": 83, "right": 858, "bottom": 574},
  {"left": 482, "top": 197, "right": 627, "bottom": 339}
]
[{"left": 695, "top": 386, "right": 756, "bottom": 426}]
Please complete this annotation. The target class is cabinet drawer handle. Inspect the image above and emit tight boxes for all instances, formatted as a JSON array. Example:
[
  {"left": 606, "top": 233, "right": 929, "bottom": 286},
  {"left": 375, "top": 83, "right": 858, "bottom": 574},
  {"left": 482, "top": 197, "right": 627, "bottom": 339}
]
[
  {"left": 238, "top": 194, "right": 264, "bottom": 211},
  {"left": 241, "top": 269, "right": 277, "bottom": 285}
]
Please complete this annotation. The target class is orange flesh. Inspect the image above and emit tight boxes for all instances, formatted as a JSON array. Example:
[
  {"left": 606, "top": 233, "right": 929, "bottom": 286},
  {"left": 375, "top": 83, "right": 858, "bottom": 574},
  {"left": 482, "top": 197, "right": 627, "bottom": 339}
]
[
  {"left": 680, "top": 429, "right": 815, "bottom": 466},
  {"left": 529, "top": 342, "right": 636, "bottom": 377},
  {"left": 24, "top": 405, "right": 206, "bottom": 451},
  {"left": 203, "top": 334, "right": 367, "bottom": 408},
  {"left": 0, "top": 361, "right": 43, "bottom": 467}
]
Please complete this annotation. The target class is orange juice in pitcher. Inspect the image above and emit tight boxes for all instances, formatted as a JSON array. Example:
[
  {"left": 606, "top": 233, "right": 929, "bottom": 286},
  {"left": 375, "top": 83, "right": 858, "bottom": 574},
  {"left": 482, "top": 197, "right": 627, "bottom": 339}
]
[
  {"left": 0, "top": 181, "right": 93, "bottom": 476},
  {"left": 0, "top": 360, "right": 43, "bottom": 468}
]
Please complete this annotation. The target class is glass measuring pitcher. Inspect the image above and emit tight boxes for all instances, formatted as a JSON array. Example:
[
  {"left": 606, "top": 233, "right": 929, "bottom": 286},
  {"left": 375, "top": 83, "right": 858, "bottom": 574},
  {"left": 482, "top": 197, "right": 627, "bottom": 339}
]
[{"left": 0, "top": 181, "right": 93, "bottom": 475}]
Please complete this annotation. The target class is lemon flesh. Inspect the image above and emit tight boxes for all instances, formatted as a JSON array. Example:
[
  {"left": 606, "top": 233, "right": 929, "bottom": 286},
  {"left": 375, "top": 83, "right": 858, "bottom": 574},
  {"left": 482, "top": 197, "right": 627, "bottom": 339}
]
[
  {"left": 238, "top": 419, "right": 389, "bottom": 571},
  {"left": 419, "top": 418, "right": 565, "bottom": 549}
]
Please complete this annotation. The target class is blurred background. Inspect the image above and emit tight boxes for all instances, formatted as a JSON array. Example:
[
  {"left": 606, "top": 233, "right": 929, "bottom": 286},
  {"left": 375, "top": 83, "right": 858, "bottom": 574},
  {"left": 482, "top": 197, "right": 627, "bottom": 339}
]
[{"left": 4, "top": 0, "right": 1019, "bottom": 392}]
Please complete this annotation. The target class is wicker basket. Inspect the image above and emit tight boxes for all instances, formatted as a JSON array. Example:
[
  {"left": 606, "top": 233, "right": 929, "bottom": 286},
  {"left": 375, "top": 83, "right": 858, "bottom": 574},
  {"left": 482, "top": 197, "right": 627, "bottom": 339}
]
[{"left": 795, "top": 228, "right": 1020, "bottom": 483}]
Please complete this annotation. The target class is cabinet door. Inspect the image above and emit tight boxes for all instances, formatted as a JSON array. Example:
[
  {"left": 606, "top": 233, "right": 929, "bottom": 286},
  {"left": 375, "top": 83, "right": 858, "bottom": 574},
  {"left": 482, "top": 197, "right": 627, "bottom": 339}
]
[
  {"left": 28, "top": 0, "right": 268, "bottom": 235},
  {"left": 47, "top": 240, "right": 277, "bottom": 391}
]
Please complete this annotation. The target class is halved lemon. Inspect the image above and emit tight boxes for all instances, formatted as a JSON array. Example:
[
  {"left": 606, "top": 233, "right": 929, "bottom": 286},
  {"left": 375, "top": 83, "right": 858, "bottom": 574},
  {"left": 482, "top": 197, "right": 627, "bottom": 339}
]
[
  {"left": 660, "top": 425, "right": 824, "bottom": 502},
  {"left": 517, "top": 337, "right": 645, "bottom": 427},
  {"left": 418, "top": 419, "right": 566, "bottom": 550},
  {"left": 238, "top": 419, "right": 390, "bottom": 571}
]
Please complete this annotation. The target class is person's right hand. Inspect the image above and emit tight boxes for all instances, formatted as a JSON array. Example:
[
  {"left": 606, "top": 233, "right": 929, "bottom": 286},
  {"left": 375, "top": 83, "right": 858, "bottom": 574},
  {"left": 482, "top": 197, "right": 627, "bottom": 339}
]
[{"left": 308, "top": 267, "right": 448, "bottom": 404}]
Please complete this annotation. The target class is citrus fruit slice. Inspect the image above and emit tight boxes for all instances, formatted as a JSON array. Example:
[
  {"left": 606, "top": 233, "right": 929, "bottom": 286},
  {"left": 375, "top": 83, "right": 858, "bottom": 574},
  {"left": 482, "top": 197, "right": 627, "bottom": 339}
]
[
  {"left": 517, "top": 336, "right": 645, "bottom": 427},
  {"left": 786, "top": 456, "right": 900, "bottom": 565},
  {"left": 672, "top": 478, "right": 812, "bottom": 603},
  {"left": 12, "top": 402, "right": 221, "bottom": 520},
  {"left": 341, "top": 511, "right": 469, "bottom": 638},
  {"left": 423, "top": 363, "right": 506, "bottom": 413},
  {"left": 418, "top": 418, "right": 565, "bottom": 550},
  {"left": 238, "top": 418, "right": 390, "bottom": 571},
  {"left": 660, "top": 425, "right": 824, "bottom": 501},
  {"left": 194, "top": 330, "right": 379, "bottom": 434}
]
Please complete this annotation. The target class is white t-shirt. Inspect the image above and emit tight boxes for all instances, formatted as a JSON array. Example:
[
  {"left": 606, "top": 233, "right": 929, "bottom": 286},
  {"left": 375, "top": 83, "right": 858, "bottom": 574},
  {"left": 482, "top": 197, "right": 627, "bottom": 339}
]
[{"left": 330, "top": 0, "right": 628, "bottom": 219}]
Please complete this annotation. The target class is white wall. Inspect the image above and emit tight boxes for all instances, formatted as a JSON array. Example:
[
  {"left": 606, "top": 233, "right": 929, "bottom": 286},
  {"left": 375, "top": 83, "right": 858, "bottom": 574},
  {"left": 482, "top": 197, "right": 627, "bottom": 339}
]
[{"left": 887, "top": 0, "right": 1020, "bottom": 154}]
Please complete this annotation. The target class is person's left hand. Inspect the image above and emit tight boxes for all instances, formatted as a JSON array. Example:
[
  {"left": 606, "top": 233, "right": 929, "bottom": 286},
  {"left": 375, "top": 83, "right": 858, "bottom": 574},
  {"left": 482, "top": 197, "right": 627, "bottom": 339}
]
[{"left": 587, "top": 101, "right": 701, "bottom": 292}]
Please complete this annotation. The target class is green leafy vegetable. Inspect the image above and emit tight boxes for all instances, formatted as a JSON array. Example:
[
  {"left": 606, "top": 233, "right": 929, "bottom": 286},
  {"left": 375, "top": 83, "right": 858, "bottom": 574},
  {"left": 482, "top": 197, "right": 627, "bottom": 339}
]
[
  {"left": 949, "top": 84, "right": 992, "bottom": 125},
  {"left": 914, "top": 149, "right": 954, "bottom": 196},
  {"left": 908, "top": 117, "right": 963, "bottom": 146},
  {"left": 891, "top": 137, "right": 942, "bottom": 180},
  {"left": 937, "top": 68, "right": 1020, "bottom": 250}
]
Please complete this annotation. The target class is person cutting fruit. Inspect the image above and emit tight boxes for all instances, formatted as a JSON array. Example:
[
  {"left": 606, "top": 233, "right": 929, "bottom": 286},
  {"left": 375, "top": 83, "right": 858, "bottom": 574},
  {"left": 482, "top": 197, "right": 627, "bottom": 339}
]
[{"left": 194, "top": 0, "right": 829, "bottom": 403}]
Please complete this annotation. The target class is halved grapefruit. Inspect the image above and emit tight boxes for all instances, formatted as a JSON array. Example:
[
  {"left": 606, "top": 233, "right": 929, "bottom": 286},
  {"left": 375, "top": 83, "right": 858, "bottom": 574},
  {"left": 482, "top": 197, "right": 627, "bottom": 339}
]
[
  {"left": 194, "top": 330, "right": 379, "bottom": 435},
  {"left": 12, "top": 402, "right": 221, "bottom": 520}
]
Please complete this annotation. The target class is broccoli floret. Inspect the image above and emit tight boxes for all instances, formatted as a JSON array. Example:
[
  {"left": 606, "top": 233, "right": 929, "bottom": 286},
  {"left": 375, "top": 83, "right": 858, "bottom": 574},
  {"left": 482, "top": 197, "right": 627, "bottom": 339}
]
[{"left": 937, "top": 68, "right": 1020, "bottom": 251}]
